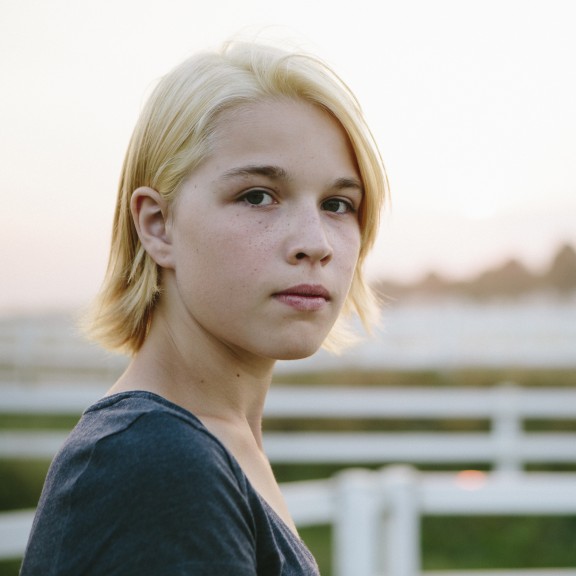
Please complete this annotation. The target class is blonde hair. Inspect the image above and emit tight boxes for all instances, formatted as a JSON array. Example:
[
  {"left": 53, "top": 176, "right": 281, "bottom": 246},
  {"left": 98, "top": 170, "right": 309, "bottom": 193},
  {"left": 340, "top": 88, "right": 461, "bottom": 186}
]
[{"left": 85, "top": 41, "right": 388, "bottom": 355}]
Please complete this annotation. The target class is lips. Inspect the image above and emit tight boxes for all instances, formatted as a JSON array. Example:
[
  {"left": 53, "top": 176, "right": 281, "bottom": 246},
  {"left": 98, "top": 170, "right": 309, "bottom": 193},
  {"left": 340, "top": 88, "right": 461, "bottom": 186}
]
[{"left": 273, "top": 284, "right": 331, "bottom": 312}]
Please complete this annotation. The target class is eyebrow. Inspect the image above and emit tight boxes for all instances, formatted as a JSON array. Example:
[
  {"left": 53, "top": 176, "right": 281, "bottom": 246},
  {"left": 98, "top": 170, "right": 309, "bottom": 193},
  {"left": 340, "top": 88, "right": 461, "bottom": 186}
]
[
  {"left": 333, "top": 177, "right": 364, "bottom": 193},
  {"left": 221, "top": 164, "right": 290, "bottom": 181},
  {"left": 221, "top": 164, "right": 363, "bottom": 193}
]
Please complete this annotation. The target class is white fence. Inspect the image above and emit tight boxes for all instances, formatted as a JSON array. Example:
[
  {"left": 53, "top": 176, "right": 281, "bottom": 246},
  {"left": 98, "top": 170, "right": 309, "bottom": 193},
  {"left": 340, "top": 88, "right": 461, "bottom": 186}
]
[
  {"left": 3, "top": 383, "right": 576, "bottom": 472},
  {"left": 282, "top": 466, "right": 576, "bottom": 576},
  {"left": 1, "top": 384, "right": 576, "bottom": 574},
  {"left": 263, "top": 385, "right": 576, "bottom": 473}
]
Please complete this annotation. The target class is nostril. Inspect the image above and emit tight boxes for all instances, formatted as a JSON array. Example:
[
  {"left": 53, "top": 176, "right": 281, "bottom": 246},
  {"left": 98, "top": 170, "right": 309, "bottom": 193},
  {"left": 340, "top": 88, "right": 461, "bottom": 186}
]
[{"left": 296, "top": 252, "right": 306, "bottom": 260}]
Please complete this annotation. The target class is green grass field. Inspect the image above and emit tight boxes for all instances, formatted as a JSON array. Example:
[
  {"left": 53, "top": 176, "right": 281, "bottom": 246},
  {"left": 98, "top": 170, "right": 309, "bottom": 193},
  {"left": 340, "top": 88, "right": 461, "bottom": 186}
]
[{"left": 2, "top": 367, "right": 575, "bottom": 575}]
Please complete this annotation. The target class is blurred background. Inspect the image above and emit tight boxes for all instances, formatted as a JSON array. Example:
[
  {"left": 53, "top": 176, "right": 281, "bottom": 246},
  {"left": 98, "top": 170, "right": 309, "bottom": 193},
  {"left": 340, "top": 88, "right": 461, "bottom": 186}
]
[
  {"left": 1, "top": 0, "right": 575, "bottom": 574},
  {"left": 2, "top": 0, "right": 576, "bottom": 314}
]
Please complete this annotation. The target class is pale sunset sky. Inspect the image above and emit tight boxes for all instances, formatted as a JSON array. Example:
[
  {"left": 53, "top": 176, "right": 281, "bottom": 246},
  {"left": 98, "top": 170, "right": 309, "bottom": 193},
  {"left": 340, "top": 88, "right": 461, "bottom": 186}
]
[{"left": 2, "top": 0, "right": 576, "bottom": 314}]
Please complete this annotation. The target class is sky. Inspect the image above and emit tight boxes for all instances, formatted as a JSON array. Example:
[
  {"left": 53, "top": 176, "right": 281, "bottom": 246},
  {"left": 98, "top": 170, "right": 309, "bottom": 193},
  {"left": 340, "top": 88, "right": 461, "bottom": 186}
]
[{"left": 2, "top": 0, "right": 576, "bottom": 314}]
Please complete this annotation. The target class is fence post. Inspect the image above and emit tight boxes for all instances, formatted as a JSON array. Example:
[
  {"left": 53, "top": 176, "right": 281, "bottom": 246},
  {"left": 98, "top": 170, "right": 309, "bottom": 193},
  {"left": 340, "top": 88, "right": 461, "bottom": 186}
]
[
  {"left": 380, "top": 465, "right": 421, "bottom": 576},
  {"left": 333, "top": 468, "right": 380, "bottom": 576},
  {"left": 493, "top": 382, "right": 522, "bottom": 474}
]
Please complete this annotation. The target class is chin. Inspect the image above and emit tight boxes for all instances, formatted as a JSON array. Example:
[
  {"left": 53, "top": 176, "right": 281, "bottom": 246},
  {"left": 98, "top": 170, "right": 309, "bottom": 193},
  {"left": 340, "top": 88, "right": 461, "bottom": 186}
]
[
  {"left": 256, "top": 324, "right": 334, "bottom": 361},
  {"left": 269, "top": 340, "right": 325, "bottom": 362}
]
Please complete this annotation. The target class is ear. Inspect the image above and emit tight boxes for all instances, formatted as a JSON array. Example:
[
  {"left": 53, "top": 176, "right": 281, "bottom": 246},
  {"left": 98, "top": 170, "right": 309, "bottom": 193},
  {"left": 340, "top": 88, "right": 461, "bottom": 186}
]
[{"left": 130, "top": 187, "right": 175, "bottom": 269}]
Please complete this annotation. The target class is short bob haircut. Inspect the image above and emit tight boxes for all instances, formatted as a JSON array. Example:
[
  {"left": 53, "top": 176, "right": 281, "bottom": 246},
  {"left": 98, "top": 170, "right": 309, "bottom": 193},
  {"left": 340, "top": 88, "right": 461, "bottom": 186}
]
[{"left": 85, "top": 41, "right": 388, "bottom": 356}]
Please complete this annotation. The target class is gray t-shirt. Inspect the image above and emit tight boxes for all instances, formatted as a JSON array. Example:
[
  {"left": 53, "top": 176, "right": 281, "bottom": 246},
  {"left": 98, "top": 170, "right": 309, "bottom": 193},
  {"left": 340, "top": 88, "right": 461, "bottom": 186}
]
[{"left": 20, "top": 391, "right": 319, "bottom": 575}]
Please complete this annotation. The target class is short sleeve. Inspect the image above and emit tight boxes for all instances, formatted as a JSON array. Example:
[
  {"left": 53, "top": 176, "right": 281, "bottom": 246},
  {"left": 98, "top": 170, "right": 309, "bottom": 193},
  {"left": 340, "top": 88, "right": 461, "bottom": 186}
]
[{"left": 23, "top": 410, "right": 258, "bottom": 576}]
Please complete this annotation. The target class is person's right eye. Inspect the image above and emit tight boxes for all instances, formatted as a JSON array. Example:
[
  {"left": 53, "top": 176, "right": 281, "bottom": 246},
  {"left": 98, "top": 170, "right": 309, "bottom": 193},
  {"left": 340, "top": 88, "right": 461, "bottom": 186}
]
[{"left": 238, "top": 189, "right": 276, "bottom": 207}]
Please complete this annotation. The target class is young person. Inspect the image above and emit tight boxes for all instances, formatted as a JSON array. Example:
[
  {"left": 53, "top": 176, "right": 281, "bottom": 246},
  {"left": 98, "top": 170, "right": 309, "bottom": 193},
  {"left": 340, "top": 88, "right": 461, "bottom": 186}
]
[{"left": 20, "top": 40, "right": 387, "bottom": 575}]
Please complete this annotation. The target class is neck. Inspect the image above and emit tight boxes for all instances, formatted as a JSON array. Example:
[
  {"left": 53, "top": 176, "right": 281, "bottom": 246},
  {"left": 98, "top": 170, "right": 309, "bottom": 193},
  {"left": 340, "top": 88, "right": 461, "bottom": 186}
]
[{"left": 111, "top": 304, "right": 276, "bottom": 443}]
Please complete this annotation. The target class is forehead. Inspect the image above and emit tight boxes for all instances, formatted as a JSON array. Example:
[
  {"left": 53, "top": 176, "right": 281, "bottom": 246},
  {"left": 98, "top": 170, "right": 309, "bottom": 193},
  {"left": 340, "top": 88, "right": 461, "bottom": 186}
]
[{"left": 207, "top": 98, "right": 360, "bottom": 174}]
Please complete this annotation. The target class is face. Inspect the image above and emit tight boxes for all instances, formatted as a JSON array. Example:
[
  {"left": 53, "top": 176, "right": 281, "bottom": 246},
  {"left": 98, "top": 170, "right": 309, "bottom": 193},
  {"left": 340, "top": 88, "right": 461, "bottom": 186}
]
[{"left": 163, "top": 98, "right": 363, "bottom": 361}]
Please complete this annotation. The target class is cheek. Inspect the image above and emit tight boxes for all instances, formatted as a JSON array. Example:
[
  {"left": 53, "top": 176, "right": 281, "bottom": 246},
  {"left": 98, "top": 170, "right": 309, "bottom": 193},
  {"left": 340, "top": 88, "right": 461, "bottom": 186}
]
[
  {"left": 179, "top": 222, "right": 271, "bottom": 292},
  {"left": 220, "top": 221, "right": 274, "bottom": 271},
  {"left": 336, "top": 225, "right": 362, "bottom": 271}
]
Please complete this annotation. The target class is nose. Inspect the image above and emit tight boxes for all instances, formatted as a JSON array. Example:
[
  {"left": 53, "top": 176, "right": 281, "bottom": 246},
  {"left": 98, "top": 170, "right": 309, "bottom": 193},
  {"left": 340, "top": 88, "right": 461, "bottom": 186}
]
[{"left": 286, "top": 208, "right": 333, "bottom": 266}]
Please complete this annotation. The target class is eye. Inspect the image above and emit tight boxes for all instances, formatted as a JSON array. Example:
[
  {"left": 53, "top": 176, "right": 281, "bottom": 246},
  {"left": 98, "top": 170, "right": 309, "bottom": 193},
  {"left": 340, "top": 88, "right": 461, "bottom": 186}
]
[
  {"left": 321, "top": 198, "right": 356, "bottom": 214},
  {"left": 239, "top": 189, "right": 276, "bottom": 207}
]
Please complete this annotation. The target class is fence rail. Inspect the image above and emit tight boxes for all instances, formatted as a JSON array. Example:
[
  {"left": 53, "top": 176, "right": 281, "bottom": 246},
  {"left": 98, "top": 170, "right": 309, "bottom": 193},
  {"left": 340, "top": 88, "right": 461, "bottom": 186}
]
[{"left": 3, "top": 384, "right": 576, "bottom": 471}]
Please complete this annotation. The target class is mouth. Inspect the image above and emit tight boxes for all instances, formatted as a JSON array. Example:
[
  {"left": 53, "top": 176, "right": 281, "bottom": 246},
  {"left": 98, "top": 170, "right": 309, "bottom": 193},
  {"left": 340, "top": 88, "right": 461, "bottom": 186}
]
[{"left": 273, "top": 284, "right": 331, "bottom": 312}]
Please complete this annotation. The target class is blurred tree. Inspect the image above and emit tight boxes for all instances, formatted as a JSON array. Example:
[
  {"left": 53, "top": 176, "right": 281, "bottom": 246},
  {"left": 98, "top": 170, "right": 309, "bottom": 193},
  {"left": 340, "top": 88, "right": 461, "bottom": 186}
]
[{"left": 546, "top": 244, "right": 576, "bottom": 294}]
